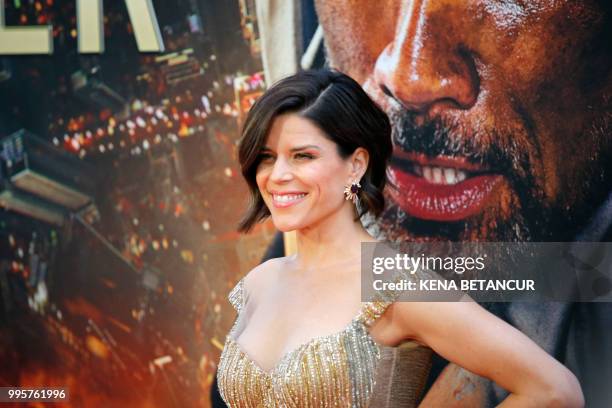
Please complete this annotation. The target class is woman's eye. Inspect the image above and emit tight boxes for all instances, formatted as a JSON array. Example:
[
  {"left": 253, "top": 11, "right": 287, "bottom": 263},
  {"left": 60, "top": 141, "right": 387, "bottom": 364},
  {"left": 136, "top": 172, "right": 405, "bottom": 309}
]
[
  {"left": 295, "top": 153, "right": 313, "bottom": 159},
  {"left": 259, "top": 153, "right": 274, "bottom": 162}
]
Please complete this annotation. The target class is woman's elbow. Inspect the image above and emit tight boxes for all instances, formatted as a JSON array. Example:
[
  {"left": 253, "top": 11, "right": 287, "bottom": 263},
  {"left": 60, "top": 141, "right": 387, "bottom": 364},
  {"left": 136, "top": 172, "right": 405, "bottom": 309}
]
[{"left": 543, "top": 370, "right": 584, "bottom": 408}]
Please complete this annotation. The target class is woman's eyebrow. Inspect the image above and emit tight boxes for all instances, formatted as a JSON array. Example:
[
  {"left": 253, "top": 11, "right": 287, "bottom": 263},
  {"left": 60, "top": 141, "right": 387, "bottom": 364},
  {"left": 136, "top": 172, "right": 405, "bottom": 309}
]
[
  {"left": 289, "top": 145, "right": 321, "bottom": 152},
  {"left": 261, "top": 144, "right": 321, "bottom": 152}
]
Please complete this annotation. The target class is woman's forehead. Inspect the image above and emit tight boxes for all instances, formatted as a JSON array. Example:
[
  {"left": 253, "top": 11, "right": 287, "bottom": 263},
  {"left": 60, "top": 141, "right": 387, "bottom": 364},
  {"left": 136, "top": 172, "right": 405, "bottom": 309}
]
[{"left": 266, "top": 114, "right": 333, "bottom": 149}]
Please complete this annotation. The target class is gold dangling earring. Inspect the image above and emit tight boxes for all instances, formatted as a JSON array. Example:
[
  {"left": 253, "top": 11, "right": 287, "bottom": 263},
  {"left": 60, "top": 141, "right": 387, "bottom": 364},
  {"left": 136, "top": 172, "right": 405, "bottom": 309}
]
[{"left": 344, "top": 179, "right": 361, "bottom": 204}]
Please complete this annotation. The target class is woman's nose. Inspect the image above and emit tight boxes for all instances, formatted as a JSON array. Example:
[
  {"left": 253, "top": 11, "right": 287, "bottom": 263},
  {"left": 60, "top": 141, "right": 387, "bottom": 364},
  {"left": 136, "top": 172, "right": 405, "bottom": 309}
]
[{"left": 269, "top": 156, "right": 293, "bottom": 182}]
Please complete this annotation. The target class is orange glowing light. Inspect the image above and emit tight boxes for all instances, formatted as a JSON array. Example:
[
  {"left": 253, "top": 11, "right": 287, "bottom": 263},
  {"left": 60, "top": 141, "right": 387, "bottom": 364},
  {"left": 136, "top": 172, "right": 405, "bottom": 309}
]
[
  {"left": 178, "top": 123, "right": 190, "bottom": 137},
  {"left": 85, "top": 335, "right": 109, "bottom": 359},
  {"left": 180, "top": 250, "right": 194, "bottom": 264}
]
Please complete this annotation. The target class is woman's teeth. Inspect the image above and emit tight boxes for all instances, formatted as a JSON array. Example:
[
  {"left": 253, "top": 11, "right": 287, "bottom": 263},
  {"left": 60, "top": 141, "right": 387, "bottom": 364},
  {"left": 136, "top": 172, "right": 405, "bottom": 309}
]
[
  {"left": 273, "top": 193, "right": 306, "bottom": 202},
  {"left": 413, "top": 164, "right": 468, "bottom": 185}
]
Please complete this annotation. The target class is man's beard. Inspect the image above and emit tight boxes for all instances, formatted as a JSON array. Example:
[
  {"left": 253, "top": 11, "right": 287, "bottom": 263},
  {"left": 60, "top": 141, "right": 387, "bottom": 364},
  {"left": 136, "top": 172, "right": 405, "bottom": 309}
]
[{"left": 371, "top": 109, "right": 563, "bottom": 243}]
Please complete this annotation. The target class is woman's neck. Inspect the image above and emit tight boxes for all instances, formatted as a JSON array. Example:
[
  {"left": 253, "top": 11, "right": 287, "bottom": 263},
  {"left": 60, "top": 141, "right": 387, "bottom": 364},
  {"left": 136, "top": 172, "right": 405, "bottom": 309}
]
[{"left": 291, "top": 206, "right": 377, "bottom": 272}]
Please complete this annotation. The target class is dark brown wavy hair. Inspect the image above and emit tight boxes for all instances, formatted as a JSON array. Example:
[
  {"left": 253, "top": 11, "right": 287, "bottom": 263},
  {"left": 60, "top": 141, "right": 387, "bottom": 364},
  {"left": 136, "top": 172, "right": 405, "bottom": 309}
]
[{"left": 237, "top": 69, "right": 392, "bottom": 233}]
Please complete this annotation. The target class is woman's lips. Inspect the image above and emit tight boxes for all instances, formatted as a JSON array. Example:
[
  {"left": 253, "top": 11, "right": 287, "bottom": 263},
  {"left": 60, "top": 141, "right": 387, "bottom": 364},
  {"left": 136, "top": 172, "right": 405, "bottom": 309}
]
[
  {"left": 388, "top": 155, "right": 503, "bottom": 222},
  {"left": 270, "top": 192, "right": 308, "bottom": 208}
]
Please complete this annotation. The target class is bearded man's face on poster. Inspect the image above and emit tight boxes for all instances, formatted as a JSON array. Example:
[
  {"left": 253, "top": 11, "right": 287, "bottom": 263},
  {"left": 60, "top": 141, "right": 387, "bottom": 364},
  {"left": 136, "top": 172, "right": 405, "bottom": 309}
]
[{"left": 315, "top": 0, "right": 612, "bottom": 242}]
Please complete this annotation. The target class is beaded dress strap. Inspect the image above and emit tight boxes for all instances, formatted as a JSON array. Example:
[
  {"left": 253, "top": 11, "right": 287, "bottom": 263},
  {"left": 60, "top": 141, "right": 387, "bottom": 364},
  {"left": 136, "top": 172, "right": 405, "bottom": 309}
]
[
  {"left": 357, "top": 267, "right": 414, "bottom": 328},
  {"left": 228, "top": 278, "right": 244, "bottom": 313},
  {"left": 357, "top": 300, "right": 394, "bottom": 328}
]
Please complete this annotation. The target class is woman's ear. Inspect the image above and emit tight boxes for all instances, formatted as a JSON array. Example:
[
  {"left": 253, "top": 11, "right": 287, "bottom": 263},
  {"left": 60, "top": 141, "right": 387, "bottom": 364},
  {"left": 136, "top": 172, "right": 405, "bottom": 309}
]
[{"left": 350, "top": 147, "right": 369, "bottom": 179}]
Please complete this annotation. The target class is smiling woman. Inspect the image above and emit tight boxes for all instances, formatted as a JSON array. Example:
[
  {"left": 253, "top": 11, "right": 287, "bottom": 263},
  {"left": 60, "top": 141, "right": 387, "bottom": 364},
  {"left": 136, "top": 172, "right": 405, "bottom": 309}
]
[
  {"left": 236, "top": 69, "right": 392, "bottom": 233},
  {"left": 255, "top": 113, "right": 373, "bottom": 231},
  {"left": 217, "top": 69, "right": 584, "bottom": 408}
]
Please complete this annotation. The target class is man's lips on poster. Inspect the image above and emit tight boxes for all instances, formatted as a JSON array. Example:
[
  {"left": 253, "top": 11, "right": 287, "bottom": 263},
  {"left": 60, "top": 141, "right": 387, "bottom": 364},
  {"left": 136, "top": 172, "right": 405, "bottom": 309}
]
[{"left": 389, "top": 148, "right": 503, "bottom": 222}]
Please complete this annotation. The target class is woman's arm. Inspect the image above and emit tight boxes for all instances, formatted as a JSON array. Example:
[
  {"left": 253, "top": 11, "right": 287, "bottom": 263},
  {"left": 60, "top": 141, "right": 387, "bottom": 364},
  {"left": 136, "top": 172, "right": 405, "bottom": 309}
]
[{"left": 391, "top": 300, "right": 584, "bottom": 407}]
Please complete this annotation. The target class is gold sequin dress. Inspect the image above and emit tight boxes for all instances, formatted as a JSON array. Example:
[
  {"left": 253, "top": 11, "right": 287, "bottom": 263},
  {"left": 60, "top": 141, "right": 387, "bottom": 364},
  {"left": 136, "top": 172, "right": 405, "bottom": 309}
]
[{"left": 217, "top": 278, "right": 433, "bottom": 407}]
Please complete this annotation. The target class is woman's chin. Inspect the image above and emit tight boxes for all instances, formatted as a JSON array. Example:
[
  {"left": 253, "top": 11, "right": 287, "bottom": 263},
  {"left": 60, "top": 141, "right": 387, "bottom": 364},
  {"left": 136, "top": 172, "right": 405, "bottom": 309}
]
[
  {"left": 274, "top": 224, "right": 299, "bottom": 233},
  {"left": 271, "top": 218, "right": 305, "bottom": 233}
]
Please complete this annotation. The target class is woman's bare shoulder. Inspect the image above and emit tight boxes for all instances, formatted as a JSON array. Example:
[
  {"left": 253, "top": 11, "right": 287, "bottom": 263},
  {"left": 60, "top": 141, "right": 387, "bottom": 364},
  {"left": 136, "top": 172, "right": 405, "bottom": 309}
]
[{"left": 243, "top": 256, "right": 291, "bottom": 293}]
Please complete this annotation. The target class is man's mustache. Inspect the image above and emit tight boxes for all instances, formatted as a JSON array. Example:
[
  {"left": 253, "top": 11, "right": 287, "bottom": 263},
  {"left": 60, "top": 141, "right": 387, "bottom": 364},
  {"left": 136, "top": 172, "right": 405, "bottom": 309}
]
[{"left": 388, "top": 109, "right": 532, "bottom": 185}]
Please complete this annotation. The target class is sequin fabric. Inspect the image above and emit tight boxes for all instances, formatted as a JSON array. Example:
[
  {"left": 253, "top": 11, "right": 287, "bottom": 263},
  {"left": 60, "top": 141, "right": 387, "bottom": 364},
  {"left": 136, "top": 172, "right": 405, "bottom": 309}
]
[{"left": 217, "top": 279, "right": 405, "bottom": 407}]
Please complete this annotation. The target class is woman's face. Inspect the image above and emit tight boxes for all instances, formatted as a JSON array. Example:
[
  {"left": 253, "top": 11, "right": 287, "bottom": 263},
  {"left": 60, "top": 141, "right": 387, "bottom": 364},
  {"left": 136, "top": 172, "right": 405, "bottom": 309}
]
[{"left": 255, "top": 113, "right": 354, "bottom": 232}]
